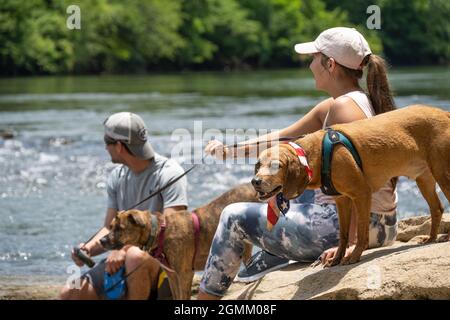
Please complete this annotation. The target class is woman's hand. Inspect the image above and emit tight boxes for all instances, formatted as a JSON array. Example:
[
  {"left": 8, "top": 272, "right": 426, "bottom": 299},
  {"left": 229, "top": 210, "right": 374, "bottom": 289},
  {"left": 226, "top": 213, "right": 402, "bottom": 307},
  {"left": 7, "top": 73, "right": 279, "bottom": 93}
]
[
  {"left": 105, "top": 249, "right": 127, "bottom": 274},
  {"left": 320, "top": 245, "right": 356, "bottom": 265},
  {"left": 204, "top": 140, "right": 230, "bottom": 160}
]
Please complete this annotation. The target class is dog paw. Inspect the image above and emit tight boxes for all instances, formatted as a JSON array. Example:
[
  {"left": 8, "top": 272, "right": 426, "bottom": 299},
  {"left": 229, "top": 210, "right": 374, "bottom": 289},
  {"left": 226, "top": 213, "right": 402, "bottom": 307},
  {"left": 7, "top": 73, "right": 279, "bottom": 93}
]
[
  {"left": 409, "top": 235, "right": 433, "bottom": 244},
  {"left": 415, "top": 235, "right": 439, "bottom": 244},
  {"left": 342, "top": 251, "right": 362, "bottom": 265},
  {"left": 347, "top": 255, "right": 361, "bottom": 265},
  {"left": 323, "top": 256, "right": 342, "bottom": 268},
  {"left": 340, "top": 255, "right": 351, "bottom": 265}
]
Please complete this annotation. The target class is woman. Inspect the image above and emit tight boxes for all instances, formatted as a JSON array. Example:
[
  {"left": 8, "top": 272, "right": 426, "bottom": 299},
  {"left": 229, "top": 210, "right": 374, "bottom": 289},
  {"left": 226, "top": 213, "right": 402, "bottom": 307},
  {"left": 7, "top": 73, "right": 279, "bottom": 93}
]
[{"left": 199, "top": 27, "right": 398, "bottom": 299}]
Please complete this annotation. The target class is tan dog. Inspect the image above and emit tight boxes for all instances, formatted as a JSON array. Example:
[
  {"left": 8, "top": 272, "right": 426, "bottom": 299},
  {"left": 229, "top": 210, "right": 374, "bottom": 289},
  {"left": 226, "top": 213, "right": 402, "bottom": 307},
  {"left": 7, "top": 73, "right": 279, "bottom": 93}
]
[
  {"left": 100, "top": 183, "right": 260, "bottom": 299},
  {"left": 252, "top": 105, "right": 450, "bottom": 266}
]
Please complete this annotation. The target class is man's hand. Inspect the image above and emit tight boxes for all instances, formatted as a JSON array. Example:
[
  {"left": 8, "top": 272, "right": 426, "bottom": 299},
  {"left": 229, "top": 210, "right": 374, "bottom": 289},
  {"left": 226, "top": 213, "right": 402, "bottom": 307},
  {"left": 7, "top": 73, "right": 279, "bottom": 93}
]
[
  {"left": 105, "top": 249, "right": 127, "bottom": 274},
  {"left": 71, "top": 243, "right": 89, "bottom": 267},
  {"left": 320, "top": 245, "right": 356, "bottom": 266}
]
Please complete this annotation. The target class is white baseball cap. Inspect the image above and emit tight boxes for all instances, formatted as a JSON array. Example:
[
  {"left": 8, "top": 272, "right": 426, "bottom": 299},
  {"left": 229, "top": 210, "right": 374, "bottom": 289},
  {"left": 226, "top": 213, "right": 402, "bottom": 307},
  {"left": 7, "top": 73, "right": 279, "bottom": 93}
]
[
  {"left": 294, "top": 27, "right": 372, "bottom": 70},
  {"left": 103, "top": 112, "right": 155, "bottom": 160}
]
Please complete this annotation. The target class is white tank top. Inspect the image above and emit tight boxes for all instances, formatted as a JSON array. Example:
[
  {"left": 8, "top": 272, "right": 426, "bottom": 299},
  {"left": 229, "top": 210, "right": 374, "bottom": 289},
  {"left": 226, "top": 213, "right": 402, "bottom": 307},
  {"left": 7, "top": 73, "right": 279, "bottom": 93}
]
[{"left": 314, "top": 91, "right": 398, "bottom": 215}]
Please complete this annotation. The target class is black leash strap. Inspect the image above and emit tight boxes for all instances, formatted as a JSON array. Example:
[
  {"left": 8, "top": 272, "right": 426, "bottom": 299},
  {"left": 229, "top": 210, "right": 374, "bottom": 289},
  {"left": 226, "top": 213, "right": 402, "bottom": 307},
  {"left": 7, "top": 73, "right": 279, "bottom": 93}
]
[
  {"left": 125, "top": 163, "right": 196, "bottom": 211},
  {"left": 102, "top": 259, "right": 147, "bottom": 296},
  {"left": 76, "top": 135, "right": 303, "bottom": 268},
  {"left": 75, "top": 162, "right": 197, "bottom": 267}
]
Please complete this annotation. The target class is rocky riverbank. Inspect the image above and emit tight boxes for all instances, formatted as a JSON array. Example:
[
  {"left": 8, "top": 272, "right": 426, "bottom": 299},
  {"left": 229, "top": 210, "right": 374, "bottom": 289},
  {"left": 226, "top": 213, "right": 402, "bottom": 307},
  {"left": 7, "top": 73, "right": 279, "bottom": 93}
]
[
  {"left": 1, "top": 214, "right": 449, "bottom": 300},
  {"left": 224, "top": 213, "right": 450, "bottom": 300}
]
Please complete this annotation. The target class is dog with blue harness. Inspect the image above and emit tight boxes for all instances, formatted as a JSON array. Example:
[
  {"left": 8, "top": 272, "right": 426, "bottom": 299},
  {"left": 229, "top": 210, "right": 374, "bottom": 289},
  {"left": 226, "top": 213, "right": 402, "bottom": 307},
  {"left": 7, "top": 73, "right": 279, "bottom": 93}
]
[{"left": 252, "top": 105, "right": 450, "bottom": 266}]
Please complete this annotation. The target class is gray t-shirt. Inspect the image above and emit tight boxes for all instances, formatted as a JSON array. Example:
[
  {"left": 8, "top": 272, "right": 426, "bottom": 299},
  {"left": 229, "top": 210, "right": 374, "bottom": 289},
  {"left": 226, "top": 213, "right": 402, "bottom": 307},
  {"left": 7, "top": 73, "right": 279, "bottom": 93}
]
[{"left": 107, "top": 153, "right": 188, "bottom": 212}]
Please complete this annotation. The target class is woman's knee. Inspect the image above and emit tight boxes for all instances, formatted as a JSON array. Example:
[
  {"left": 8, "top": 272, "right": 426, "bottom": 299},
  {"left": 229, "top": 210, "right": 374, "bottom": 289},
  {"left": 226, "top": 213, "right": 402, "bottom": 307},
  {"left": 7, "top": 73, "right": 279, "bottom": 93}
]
[
  {"left": 368, "top": 213, "right": 397, "bottom": 248},
  {"left": 221, "top": 203, "right": 244, "bottom": 220},
  {"left": 220, "top": 202, "right": 257, "bottom": 226}
]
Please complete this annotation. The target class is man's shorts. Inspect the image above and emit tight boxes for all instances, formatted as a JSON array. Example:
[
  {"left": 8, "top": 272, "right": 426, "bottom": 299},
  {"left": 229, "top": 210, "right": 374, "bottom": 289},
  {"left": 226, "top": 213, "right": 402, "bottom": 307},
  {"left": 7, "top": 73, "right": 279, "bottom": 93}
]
[{"left": 82, "top": 258, "right": 172, "bottom": 300}]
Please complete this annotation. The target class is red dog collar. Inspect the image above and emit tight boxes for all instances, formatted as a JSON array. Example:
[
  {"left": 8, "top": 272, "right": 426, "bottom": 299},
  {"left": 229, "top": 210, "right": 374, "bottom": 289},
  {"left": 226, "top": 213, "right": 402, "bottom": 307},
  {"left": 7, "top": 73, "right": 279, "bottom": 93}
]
[{"left": 285, "top": 141, "right": 313, "bottom": 180}]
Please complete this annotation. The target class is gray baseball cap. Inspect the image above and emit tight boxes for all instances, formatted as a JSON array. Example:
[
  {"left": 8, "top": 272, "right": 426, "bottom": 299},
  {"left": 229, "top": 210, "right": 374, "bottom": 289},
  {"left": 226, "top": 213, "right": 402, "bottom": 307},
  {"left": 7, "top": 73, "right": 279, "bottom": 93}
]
[{"left": 103, "top": 112, "right": 155, "bottom": 160}]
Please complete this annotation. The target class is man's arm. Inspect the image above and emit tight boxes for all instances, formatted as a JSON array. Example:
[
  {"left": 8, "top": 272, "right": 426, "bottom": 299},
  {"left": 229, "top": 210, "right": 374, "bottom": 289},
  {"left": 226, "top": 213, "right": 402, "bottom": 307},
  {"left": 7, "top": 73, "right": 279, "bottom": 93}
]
[{"left": 82, "top": 207, "right": 118, "bottom": 256}]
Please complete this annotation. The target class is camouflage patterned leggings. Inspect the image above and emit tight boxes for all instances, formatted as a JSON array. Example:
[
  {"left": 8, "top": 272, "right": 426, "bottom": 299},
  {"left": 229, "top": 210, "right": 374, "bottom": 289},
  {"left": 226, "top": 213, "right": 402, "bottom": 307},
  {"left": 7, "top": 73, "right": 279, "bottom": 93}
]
[{"left": 200, "top": 190, "right": 397, "bottom": 297}]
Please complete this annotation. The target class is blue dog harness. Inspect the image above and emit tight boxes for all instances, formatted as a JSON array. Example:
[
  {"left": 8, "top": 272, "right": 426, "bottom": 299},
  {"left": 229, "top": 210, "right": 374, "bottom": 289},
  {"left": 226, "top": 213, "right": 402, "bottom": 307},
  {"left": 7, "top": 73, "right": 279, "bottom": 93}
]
[{"left": 321, "top": 128, "right": 363, "bottom": 196}]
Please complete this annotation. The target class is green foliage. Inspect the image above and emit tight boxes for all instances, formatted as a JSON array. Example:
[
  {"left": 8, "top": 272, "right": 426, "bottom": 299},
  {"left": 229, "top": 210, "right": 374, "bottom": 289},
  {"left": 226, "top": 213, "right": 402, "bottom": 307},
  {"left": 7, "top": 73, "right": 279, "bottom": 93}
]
[
  {"left": 176, "top": 0, "right": 350, "bottom": 68},
  {"left": 64, "top": 0, "right": 184, "bottom": 73},
  {"left": 0, "top": 0, "right": 447, "bottom": 75},
  {"left": 0, "top": 0, "right": 73, "bottom": 74},
  {"left": 323, "top": 0, "right": 375, "bottom": 25},
  {"left": 323, "top": 0, "right": 450, "bottom": 65},
  {"left": 379, "top": 0, "right": 450, "bottom": 65}
]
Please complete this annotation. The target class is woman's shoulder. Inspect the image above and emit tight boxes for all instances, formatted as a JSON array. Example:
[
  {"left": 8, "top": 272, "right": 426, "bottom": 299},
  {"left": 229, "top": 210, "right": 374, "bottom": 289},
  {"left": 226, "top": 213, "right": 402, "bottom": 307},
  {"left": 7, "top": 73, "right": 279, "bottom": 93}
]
[
  {"left": 327, "top": 96, "right": 367, "bottom": 125},
  {"left": 313, "top": 97, "right": 335, "bottom": 120},
  {"left": 332, "top": 95, "right": 357, "bottom": 108},
  {"left": 322, "top": 95, "right": 360, "bottom": 114}
]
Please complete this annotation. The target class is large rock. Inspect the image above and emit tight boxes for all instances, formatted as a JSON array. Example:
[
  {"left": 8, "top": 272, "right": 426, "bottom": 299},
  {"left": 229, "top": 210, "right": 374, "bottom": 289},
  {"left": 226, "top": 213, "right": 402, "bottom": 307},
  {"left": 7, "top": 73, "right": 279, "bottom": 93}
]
[
  {"left": 224, "top": 214, "right": 450, "bottom": 300},
  {"left": 396, "top": 213, "right": 450, "bottom": 242}
]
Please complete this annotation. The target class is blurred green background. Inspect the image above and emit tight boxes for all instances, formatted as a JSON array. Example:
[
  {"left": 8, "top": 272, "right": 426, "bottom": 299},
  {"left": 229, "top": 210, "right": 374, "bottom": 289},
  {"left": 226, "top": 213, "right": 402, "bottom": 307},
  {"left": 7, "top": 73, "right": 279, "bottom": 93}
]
[{"left": 1, "top": 0, "right": 448, "bottom": 75}]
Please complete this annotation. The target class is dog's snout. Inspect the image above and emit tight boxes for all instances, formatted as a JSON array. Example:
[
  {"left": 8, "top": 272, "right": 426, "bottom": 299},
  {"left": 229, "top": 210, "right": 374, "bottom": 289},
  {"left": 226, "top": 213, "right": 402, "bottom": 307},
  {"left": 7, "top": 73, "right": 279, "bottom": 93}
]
[
  {"left": 251, "top": 177, "right": 262, "bottom": 187},
  {"left": 99, "top": 236, "right": 109, "bottom": 248}
]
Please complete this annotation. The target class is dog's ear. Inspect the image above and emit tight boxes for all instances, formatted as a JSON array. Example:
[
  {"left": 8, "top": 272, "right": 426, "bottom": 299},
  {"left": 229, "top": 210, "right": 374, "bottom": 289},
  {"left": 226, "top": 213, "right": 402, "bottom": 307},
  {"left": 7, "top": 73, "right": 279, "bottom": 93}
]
[
  {"left": 282, "top": 147, "right": 309, "bottom": 199},
  {"left": 127, "top": 210, "right": 148, "bottom": 228}
]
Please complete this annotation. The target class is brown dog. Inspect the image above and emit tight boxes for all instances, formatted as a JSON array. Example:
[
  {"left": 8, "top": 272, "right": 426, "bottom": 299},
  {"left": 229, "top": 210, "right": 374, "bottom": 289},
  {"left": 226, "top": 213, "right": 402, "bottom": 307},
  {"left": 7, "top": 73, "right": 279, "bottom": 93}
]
[
  {"left": 252, "top": 105, "right": 450, "bottom": 266},
  {"left": 100, "top": 183, "right": 260, "bottom": 299}
]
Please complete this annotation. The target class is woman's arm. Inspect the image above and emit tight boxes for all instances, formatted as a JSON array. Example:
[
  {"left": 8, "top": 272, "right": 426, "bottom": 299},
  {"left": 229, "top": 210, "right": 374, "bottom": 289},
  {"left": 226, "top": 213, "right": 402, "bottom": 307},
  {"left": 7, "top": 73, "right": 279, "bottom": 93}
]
[{"left": 205, "top": 97, "right": 334, "bottom": 159}]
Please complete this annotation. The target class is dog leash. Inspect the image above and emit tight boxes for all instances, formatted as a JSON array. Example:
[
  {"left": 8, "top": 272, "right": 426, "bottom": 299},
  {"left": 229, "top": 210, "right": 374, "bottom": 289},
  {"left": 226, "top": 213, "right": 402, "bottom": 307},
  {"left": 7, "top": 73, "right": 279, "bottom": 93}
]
[
  {"left": 190, "top": 210, "right": 201, "bottom": 271},
  {"left": 78, "top": 136, "right": 302, "bottom": 248},
  {"left": 76, "top": 135, "right": 305, "bottom": 266},
  {"left": 77, "top": 135, "right": 308, "bottom": 297},
  {"left": 224, "top": 135, "right": 305, "bottom": 149},
  {"left": 74, "top": 162, "right": 197, "bottom": 267}
]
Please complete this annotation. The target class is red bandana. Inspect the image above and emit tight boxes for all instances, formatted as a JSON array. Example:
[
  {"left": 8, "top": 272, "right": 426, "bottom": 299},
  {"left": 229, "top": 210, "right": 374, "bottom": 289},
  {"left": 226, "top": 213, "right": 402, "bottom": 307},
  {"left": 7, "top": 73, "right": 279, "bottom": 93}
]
[
  {"left": 285, "top": 141, "right": 312, "bottom": 180},
  {"left": 266, "top": 141, "right": 312, "bottom": 231},
  {"left": 266, "top": 193, "right": 290, "bottom": 231}
]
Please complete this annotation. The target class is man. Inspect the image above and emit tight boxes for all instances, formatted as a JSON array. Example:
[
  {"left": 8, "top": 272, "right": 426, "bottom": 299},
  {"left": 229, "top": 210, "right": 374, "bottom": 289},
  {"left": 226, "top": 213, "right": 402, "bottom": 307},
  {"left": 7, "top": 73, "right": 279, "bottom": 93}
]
[{"left": 59, "top": 112, "right": 188, "bottom": 299}]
